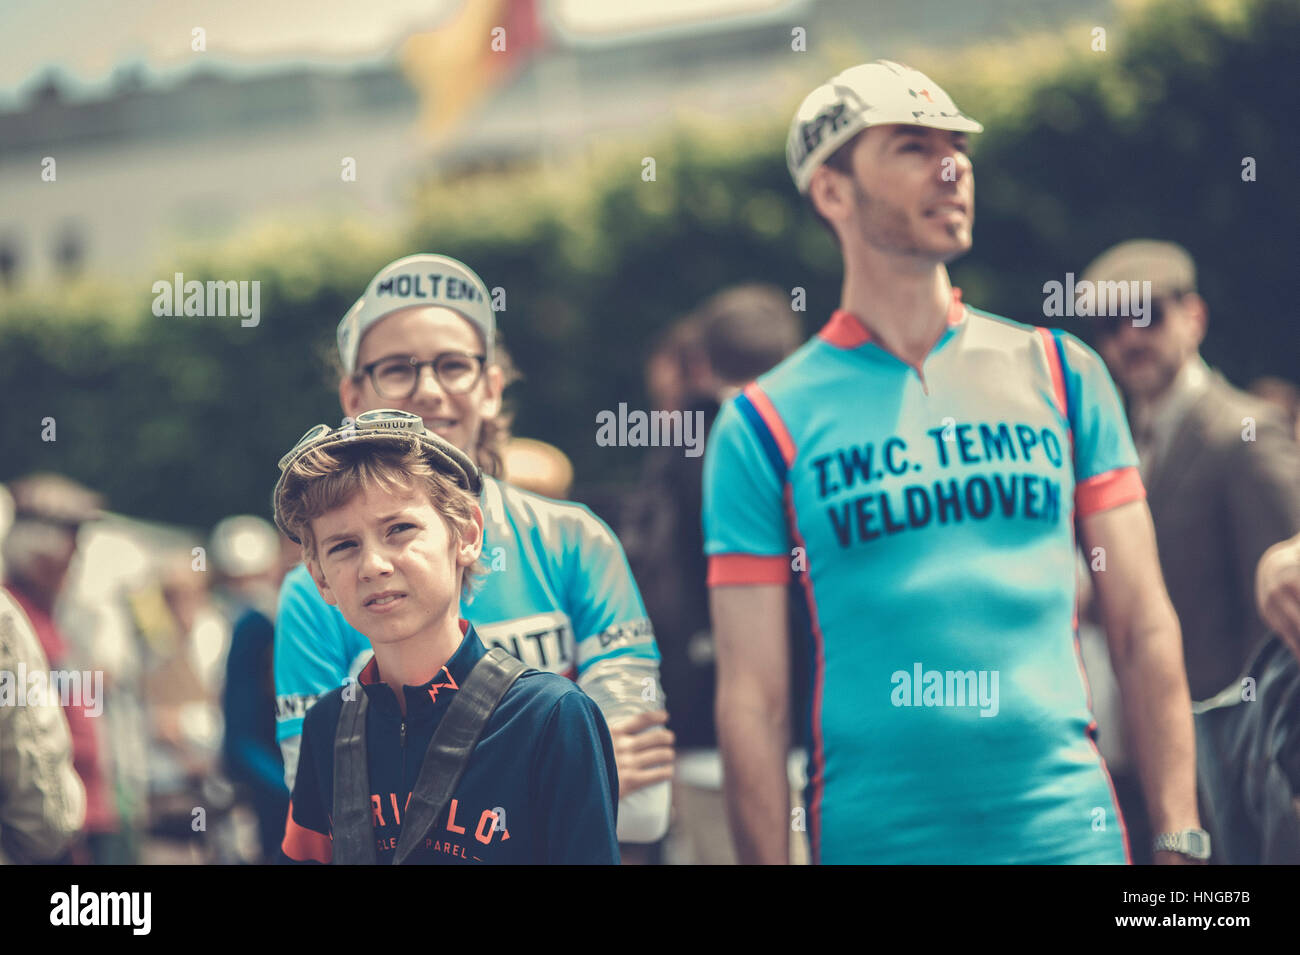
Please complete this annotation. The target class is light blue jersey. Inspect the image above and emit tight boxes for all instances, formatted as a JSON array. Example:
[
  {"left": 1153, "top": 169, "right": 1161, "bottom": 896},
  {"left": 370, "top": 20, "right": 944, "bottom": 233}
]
[
  {"left": 703, "top": 289, "right": 1144, "bottom": 864},
  {"left": 274, "top": 474, "right": 667, "bottom": 840}
]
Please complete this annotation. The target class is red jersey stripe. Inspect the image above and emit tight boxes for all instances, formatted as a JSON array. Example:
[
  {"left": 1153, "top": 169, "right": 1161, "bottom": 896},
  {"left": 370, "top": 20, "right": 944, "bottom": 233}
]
[
  {"left": 1076, "top": 466, "right": 1146, "bottom": 517},
  {"left": 742, "top": 383, "right": 797, "bottom": 467},
  {"left": 1037, "top": 326, "right": 1068, "bottom": 418},
  {"left": 707, "top": 554, "right": 792, "bottom": 587}
]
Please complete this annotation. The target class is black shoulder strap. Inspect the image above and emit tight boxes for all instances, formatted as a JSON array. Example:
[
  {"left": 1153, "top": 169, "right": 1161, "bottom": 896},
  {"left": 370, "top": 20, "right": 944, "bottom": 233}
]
[
  {"left": 332, "top": 685, "right": 378, "bottom": 865},
  {"left": 393, "top": 648, "right": 529, "bottom": 865}
]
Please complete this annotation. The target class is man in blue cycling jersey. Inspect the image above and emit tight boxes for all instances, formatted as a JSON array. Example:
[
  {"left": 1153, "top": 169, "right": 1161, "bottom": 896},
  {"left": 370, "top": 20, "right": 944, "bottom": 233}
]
[{"left": 704, "top": 60, "right": 1207, "bottom": 864}]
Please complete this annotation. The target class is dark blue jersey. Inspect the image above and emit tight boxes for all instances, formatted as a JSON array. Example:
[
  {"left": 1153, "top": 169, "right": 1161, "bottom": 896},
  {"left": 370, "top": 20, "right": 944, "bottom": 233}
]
[{"left": 281, "top": 620, "right": 619, "bottom": 864}]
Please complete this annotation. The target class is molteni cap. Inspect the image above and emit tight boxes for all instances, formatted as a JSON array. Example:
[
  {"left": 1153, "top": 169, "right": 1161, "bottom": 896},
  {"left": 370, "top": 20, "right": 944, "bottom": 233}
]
[
  {"left": 337, "top": 253, "right": 494, "bottom": 374},
  {"left": 787, "top": 59, "right": 983, "bottom": 194}
]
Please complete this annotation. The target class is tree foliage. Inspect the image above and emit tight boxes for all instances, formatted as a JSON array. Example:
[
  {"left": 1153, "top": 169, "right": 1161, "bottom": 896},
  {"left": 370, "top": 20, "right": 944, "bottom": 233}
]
[{"left": 2, "top": 0, "right": 1293, "bottom": 527}]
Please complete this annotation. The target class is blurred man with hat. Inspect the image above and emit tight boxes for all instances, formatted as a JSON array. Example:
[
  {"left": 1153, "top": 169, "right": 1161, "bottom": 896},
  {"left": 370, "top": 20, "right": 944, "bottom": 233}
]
[
  {"left": 0, "top": 479, "right": 87, "bottom": 863},
  {"left": 1084, "top": 239, "right": 1300, "bottom": 702},
  {"left": 2, "top": 473, "right": 120, "bottom": 863},
  {"left": 1085, "top": 240, "right": 1300, "bottom": 862}
]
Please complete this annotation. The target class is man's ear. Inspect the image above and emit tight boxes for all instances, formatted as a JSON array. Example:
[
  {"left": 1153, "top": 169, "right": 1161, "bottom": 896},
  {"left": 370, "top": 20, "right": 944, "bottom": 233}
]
[
  {"left": 481, "top": 364, "right": 505, "bottom": 419},
  {"left": 456, "top": 504, "right": 485, "bottom": 568},
  {"left": 307, "top": 555, "right": 338, "bottom": 607},
  {"left": 1182, "top": 293, "right": 1208, "bottom": 348},
  {"left": 339, "top": 374, "right": 363, "bottom": 420},
  {"left": 808, "top": 166, "right": 849, "bottom": 228}
]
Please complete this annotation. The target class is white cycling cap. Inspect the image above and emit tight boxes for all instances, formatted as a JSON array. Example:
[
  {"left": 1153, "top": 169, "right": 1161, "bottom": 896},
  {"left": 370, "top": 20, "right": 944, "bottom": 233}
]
[
  {"left": 787, "top": 59, "right": 983, "bottom": 194},
  {"left": 337, "top": 253, "right": 495, "bottom": 374}
]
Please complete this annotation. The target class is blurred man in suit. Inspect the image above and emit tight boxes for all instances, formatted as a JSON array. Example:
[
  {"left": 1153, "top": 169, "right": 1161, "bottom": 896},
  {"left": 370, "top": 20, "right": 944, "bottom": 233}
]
[
  {"left": 1086, "top": 240, "right": 1300, "bottom": 700},
  {"left": 1086, "top": 239, "right": 1300, "bottom": 860}
]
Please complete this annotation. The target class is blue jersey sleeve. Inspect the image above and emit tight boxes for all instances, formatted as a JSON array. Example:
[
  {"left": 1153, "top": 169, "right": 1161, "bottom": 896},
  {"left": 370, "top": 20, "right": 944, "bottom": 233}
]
[
  {"left": 702, "top": 393, "right": 792, "bottom": 585},
  {"left": 530, "top": 689, "right": 620, "bottom": 864},
  {"left": 1054, "top": 332, "right": 1146, "bottom": 517},
  {"left": 560, "top": 506, "right": 659, "bottom": 676},
  {"left": 274, "top": 563, "right": 370, "bottom": 783}
]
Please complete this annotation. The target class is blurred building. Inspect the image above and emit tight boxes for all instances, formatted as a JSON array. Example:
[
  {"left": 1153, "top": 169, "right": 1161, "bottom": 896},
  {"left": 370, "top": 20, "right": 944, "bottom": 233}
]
[{"left": 0, "top": 0, "right": 1106, "bottom": 289}]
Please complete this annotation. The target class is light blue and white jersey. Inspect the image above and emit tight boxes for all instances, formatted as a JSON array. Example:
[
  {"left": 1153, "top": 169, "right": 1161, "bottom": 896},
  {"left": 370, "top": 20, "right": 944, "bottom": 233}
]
[{"left": 703, "top": 289, "right": 1145, "bottom": 864}]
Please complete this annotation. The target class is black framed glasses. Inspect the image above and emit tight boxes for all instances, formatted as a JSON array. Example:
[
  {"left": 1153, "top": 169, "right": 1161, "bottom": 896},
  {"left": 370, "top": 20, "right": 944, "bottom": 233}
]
[{"left": 357, "top": 352, "right": 487, "bottom": 399}]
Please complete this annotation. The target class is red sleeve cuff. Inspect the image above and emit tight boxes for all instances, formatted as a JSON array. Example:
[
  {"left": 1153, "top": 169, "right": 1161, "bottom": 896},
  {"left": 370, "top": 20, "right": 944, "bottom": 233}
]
[
  {"left": 1075, "top": 466, "right": 1146, "bottom": 517},
  {"left": 707, "top": 554, "right": 792, "bottom": 587},
  {"left": 282, "top": 800, "right": 333, "bottom": 863}
]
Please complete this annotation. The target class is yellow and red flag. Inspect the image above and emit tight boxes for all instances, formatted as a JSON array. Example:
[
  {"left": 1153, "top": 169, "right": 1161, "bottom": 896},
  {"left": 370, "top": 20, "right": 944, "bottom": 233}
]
[{"left": 401, "top": 0, "right": 545, "bottom": 138}]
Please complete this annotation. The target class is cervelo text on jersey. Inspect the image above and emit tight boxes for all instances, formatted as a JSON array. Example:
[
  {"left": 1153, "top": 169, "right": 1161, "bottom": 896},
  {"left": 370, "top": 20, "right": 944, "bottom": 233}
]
[
  {"left": 281, "top": 620, "right": 620, "bottom": 864},
  {"left": 703, "top": 289, "right": 1145, "bottom": 865},
  {"left": 274, "top": 474, "right": 660, "bottom": 760}
]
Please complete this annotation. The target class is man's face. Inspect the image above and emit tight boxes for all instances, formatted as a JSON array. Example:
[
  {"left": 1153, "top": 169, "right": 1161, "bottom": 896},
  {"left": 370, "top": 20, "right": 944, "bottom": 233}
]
[
  {"left": 1095, "top": 295, "right": 1205, "bottom": 401},
  {"left": 341, "top": 306, "right": 503, "bottom": 457},
  {"left": 824, "top": 124, "right": 975, "bottom": 263},
  {"left": 307, "top": 483, "right": 482, "bottom": 650},
  {"left": 6, "top": 519, "right": 78, "bottom": 601}
]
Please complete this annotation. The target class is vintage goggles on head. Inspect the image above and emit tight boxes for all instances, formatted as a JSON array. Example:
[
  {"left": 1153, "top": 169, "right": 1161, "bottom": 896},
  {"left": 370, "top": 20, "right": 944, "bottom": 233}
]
[{"left": 272, "top": 409, "right": 482, "bottom": 542}]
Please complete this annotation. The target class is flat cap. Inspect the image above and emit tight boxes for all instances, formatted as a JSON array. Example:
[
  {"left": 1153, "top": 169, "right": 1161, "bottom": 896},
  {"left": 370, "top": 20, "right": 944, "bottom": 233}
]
[
  {"left": 7, "top": 473, "right": 105, "bottom": 527},
  {"left": 1082, "top": 239, "right": 1197, "bottom": 298}
]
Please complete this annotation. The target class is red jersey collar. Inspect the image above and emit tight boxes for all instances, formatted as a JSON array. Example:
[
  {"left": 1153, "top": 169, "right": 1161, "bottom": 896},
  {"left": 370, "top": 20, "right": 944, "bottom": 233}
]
[
  {"left": 357, "top": 617, "right": 470, "bottom": 692},
  {"left": 819, "top": 286, "right": 966, "bottom": 350}
]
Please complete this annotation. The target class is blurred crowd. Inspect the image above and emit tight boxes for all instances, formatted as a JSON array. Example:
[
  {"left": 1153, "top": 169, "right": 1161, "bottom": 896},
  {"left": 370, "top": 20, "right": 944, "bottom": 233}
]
[
  {"left": 2, "top": 244, "right": 1299, "bottom": 865},
  {"left": 0, "top": 477, "right": 302, "bottom": 863}
]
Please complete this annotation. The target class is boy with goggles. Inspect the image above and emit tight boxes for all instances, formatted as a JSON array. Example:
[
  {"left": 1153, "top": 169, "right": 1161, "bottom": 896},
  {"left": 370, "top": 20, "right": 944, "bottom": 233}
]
[{"left": 273, "top": 410, "right": 620, "bottom": 864}]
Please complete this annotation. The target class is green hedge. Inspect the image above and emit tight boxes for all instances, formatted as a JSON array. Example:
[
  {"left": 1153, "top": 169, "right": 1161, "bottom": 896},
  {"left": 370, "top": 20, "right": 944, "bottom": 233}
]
[{"left": 2, "top": 0, "right": 1294, "bottom": 528}]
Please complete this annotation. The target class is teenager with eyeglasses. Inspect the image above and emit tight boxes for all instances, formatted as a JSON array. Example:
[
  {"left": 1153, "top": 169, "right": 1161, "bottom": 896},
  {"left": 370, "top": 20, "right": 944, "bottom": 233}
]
[{"left": 273, "top": 255, "right": 673, "bottom": 856}]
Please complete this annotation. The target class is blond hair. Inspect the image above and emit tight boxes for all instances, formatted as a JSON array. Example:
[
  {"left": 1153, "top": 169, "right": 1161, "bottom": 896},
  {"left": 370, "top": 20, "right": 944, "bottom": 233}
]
[{"left": 278, "top": 442, "right": 484, "bottom": 598}]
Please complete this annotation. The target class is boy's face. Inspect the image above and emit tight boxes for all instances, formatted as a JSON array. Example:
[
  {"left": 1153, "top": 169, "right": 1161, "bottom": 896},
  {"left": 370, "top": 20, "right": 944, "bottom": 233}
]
[{"left": 305, "top": 482, "right": 483, "bottom": 650}]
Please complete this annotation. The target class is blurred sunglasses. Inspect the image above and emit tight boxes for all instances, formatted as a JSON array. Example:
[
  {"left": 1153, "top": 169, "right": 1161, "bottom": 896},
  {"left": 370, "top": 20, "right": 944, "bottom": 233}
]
[{"left": 1092, "top": 295, "right": 1180, "bottom": 339}]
